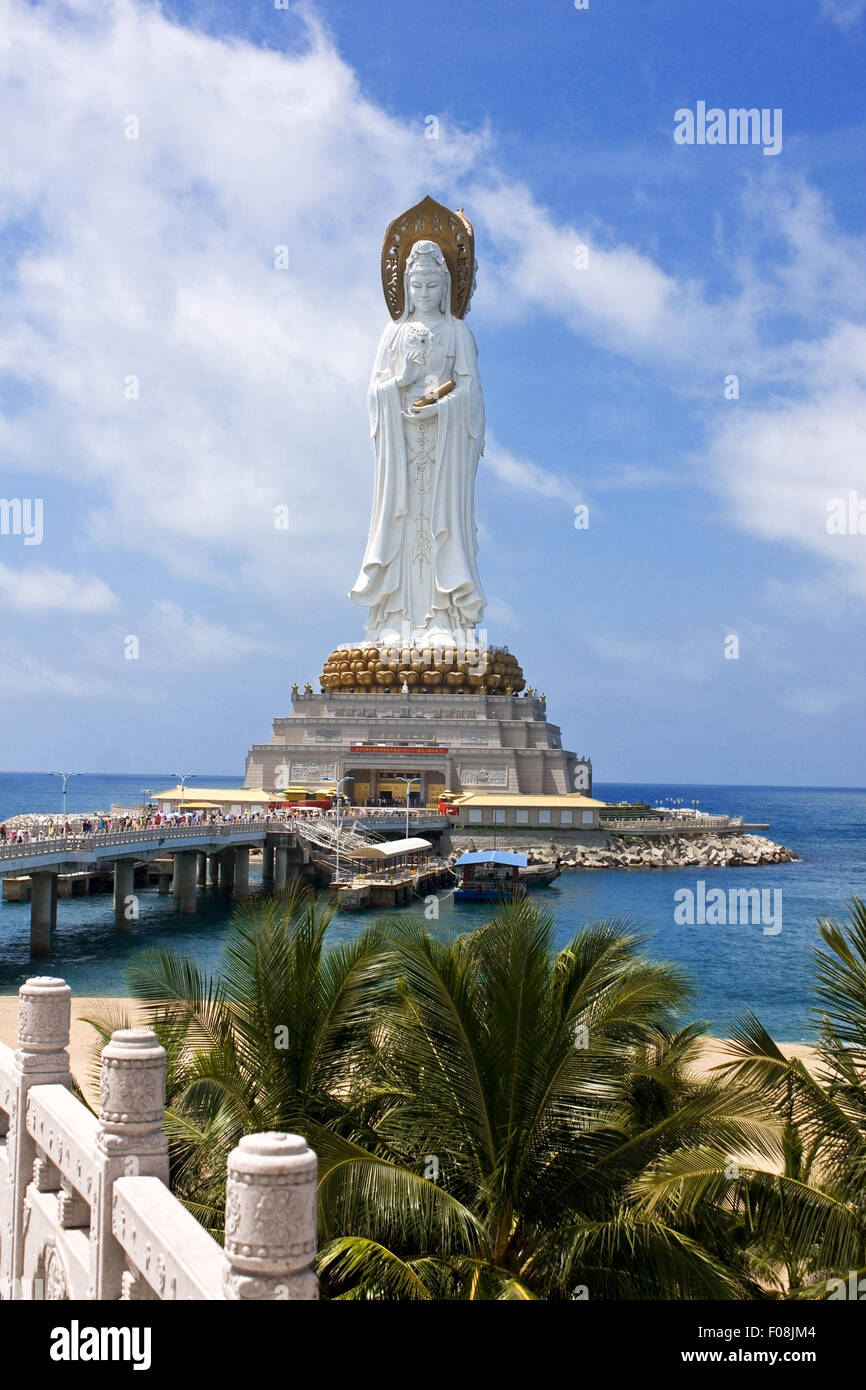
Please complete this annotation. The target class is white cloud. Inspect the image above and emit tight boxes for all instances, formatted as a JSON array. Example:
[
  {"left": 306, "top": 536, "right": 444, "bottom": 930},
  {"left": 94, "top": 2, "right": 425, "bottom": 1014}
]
[
  {"left": 483, "top": 596, "right": 523, "bottom": 631},
  {"left": 471, "top": 182, "right": 724, "bottom": 362},
  {"left": 777, "top": 680, "right": 866, "bottom": 717},
  {"left": 0, "top": 563, "right": 118, "bottom": 612},
  {"left": 149, "top": 599, "right": 273, "bottom": 665},
  {"left": 0, "top": 655, "right": 108, "bottom": 696},
  {"left": 703, "top": 322, "right": 866, "bottom": 596},
  {"left": 820, "top": 0, "right": 866, "bottom": 27},
  {"left": 585, "top": 632, "right": 713, "bottom": 685},
  {"left": 483, "top": 434, "right": 578, "bottom": 503}
]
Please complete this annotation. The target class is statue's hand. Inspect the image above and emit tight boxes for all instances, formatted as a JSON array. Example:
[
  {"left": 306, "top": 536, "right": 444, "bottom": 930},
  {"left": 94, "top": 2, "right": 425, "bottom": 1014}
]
[
  {"left": 403, "top": 401, "right": 438, "bottom": 421},
  {"left": 395, "top": 361, "right": 422, "bottom": 388}
]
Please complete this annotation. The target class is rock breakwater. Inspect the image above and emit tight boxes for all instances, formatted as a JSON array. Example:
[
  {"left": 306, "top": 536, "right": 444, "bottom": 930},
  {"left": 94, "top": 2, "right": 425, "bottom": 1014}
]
[{"left": 528, "top": 833, "right": 797, "bottom": 871}]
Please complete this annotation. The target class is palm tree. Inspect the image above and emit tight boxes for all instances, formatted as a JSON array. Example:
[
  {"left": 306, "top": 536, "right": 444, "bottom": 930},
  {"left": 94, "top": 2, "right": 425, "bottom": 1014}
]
[
  {"left": 633, "top": 898, "right": 866, "bottom": 1296},
  {"left": 87, "top": 884, "right": 389, "bottom": 1234},
  {"left": 91, "top": 886, "right": 780, "bottom": 1297},
  {"left": 315, "top": 900, "right": 777, "bottom": 1299}
]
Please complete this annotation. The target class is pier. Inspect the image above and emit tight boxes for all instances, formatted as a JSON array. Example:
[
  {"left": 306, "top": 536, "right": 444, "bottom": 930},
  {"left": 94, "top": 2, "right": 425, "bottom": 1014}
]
[{"left": 0, "top": 821, "right": 311, "bottom": 955}]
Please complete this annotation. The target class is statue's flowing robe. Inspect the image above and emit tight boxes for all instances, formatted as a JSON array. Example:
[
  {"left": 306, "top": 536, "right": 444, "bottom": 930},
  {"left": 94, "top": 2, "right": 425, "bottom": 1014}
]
[{"left": 349, "top": 316, "right": 486, "bottom": 640}]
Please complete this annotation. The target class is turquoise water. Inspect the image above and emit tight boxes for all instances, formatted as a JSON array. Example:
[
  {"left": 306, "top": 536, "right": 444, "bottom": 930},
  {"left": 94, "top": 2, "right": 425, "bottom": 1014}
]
[{"left": 1, "top": 776, "right": 864, "bottom": 1040}]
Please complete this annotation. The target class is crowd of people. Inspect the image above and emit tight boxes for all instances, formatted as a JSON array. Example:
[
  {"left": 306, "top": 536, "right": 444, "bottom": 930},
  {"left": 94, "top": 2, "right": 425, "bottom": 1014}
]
[{"left": 0, "top": 801, "right": 440, "bottom": 849}]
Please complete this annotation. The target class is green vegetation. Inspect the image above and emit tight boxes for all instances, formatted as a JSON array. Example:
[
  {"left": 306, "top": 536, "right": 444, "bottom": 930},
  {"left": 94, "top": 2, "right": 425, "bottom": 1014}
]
[{"left": 89, "top": 889, "right": 866, "bottom": 1299}]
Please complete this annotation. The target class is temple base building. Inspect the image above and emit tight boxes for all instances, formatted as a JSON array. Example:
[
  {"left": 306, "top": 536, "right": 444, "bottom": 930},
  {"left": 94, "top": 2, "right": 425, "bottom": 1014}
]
[{"left": 243, "top": 679, "right": 593, "bottom": 810}]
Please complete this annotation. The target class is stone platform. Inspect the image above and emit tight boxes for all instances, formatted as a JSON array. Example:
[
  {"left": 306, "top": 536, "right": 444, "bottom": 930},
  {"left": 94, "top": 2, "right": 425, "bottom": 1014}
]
[{"left": 243, "top": 688, "right": 592, "bottom": 805}]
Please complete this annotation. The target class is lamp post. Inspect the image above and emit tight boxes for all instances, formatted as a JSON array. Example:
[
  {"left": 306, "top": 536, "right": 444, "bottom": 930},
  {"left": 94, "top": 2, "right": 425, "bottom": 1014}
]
[
  {"left": 396, "top": 775, "right": 422, "bottom": 839},
  {"left": 172, "top": 773, "right": 194, "bottom": 811},
  {"left": 54, "top": 772, "right": 78, "bottom": 817},
  {"left": 324, "top": 776, "right": 354, "bottom": 885}
]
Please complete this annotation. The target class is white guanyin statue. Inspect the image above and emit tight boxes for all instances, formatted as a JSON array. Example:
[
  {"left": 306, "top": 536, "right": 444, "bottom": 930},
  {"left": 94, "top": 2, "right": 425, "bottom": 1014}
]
[{"left": 349, "top": 198, "right": 486, "bottom": 649}]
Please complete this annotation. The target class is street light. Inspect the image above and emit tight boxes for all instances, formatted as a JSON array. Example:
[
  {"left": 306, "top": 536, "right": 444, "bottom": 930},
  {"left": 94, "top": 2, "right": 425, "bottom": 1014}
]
[
  {"left": 172, "top": 773, "right": 194, "bottom": 810},
  {"left": 396, "top": 775, "right": 422, "bottom": 839},
  {"left": 54, "top": 772, "right": 78, "bottom": 817},
  {"left": 323, "top": 776, "right": 354, "bottom": 886}
]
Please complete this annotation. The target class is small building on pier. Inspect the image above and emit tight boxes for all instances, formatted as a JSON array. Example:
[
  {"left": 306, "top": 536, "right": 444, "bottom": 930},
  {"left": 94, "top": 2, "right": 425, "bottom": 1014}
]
[
  {"left": 152, "top": 786, "right": 276, "bottom": 815},
  {"left": 448, "top": 792, "right": 606, "bottom": 830},
  {"left": 341, "top": 836, "right": 433, "bottom": 880}
]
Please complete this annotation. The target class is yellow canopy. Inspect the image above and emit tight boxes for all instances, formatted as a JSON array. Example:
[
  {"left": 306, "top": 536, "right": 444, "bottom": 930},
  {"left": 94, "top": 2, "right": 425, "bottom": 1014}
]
[{"left": 153, "top": 787, "right": 273, "bottom": 804}]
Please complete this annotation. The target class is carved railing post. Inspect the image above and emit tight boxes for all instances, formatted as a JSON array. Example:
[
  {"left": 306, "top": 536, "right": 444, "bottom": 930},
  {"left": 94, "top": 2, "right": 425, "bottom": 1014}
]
[
  {"left": 90, "top": 1029, "right": 169, "bottom": 1300},
  {"left": 9, "top": 978, "right": 71, "bottom": 1291},
  {"left": 224, "top": 1133, "right": 318, "bottom": 1300}
]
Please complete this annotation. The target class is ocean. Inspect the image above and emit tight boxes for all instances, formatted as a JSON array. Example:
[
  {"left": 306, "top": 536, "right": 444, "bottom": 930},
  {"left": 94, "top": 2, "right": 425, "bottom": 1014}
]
[{"left": 1, "top": 774, "right": 864, "bottom": 1041}]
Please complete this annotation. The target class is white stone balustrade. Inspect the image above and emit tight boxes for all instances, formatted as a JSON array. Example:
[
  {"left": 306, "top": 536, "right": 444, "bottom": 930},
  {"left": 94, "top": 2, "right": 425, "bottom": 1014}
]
[{"left": 0, "top": 977, "right": 318, "bottom": 1301}]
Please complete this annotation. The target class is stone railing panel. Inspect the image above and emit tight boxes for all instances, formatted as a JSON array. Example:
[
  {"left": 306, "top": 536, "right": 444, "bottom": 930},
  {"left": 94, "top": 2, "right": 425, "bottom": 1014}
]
[
  {"left": 0, "top": 977, "right": 318, "bottom": 1301},
  {"left": 26, "top": 1084, "right": 100, "bottom": 1205},
  {"left": 113, "top": 1177, "right": 225, "bottom": 1300}
]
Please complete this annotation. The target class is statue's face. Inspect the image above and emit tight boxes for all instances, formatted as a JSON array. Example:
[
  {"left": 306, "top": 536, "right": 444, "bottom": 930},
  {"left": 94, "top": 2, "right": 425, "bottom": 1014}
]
[{"left": 408, "top": 270, "right": 444, "bottom": 314}]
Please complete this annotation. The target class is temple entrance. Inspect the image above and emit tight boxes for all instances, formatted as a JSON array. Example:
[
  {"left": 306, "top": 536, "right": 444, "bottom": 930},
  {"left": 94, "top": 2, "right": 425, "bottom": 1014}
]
[
  {"left": 374, "top": 771, "right": 422, "bottom": 807},
  {"left": 345, "top": 767, "right": 447, "bottom": 808}
]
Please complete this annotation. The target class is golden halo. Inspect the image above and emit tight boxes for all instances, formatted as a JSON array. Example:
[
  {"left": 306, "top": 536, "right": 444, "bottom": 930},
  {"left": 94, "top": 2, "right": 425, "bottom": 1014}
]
[{"left": 381, "top": 195, "right": 475, "bottom": 321}]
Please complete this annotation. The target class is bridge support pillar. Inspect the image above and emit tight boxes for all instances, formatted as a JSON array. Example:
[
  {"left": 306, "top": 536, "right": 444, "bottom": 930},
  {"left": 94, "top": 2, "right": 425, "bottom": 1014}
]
[
  {"left": 196, "top": 852, "right": 207, "bottom": 886},
  {"left": 233, "top": 846, "right": 250, "bottom": 899},
  {"left": 219, "top": 848, "right": 235, "bottom": 890},
  {"left": 30, "top": 872, "right": 58, "bottom": 955},
  {"left": 261, "top": 842, "right": 275, "bottom": 883},
  {"left": 207, "top": 853, "right": 220, "bottom": 886},
  {"left": 113, "top": 858, "right": 135, "bottom": 931},
  {"left": 174, "top": 851, "right": 198, "bottom": 914},
  {"left": 274, "top": 844, "right": 288, "bottom": 893},
  {"left": 158, "top": 872, "right": 172, "bottom": 894}
]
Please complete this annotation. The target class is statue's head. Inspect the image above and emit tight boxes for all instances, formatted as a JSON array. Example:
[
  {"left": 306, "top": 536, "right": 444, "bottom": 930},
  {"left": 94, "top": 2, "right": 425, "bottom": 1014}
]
[{"left": 404, "top": 240, "right": 450, "bottom": 317}]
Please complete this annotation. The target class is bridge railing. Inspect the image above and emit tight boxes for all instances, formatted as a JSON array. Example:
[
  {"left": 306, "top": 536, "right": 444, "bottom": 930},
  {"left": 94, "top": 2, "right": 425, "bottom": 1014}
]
[
  {"left": 0, "top": 819, "right": 282, "bottom": 864},
  {"left": 0, "top": 977, "right": 317, "bottom": 1301},
  {"left": 604, "top": 815, "right": 743, "bottom": 833}
]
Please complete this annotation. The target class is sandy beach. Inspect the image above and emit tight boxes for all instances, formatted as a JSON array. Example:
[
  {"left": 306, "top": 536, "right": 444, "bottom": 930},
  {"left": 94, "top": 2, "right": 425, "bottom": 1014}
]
[
  {"left": 0, "top": 994, "right": 821, "bottom": 1111},
  {"left": 0, "top": 995, "right": 146, "bottom": 1108}
]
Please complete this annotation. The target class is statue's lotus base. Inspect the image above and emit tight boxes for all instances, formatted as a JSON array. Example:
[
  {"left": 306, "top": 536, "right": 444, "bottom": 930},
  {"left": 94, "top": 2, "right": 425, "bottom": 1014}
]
[{"left": 320, "top": 641, "right": 526, "bottom": 695}]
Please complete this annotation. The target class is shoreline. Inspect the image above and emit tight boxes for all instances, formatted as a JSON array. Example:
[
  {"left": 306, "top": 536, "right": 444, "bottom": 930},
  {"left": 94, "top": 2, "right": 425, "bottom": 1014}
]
[{"left": 0, "top": 995, "right": 821, "bottom": 1107}]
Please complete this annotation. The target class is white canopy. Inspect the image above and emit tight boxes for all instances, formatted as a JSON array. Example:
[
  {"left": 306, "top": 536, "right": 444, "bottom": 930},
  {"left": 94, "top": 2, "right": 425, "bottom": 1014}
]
[{"left": 343, "top": 837, "right": 432, "bottom": 861}]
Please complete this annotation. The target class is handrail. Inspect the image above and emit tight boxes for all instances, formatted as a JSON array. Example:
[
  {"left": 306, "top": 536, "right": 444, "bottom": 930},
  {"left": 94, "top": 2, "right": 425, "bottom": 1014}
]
[
  {"left": 0, "top": 977, "right": 319, "bottom": 1301},
  {"left": 605, "top": 816, "right": 743, "bottom": 832},
  {"left": 0, "top": 819, "right": 280, "bottom": 863},
  {"left": 0, "top": 811, "right": 452, "bottom": 865},
  {"left": 113, "top": 1176, "right": 226, "bottom": 1300}
]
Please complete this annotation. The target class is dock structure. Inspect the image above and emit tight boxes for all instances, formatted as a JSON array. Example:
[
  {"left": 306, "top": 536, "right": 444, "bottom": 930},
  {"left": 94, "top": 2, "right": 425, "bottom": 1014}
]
[
  {"left": 325, "top": 835, "right": 453, "bottom": 912},
  {"left": 0, "top": 822, "right": 311, "bottom": 956}
]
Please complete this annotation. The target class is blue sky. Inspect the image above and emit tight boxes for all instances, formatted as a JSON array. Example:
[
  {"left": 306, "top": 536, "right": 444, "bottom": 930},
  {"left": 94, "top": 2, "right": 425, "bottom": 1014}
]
[{"left": 0, "top": 0, "right": 865, "bottom": 783}]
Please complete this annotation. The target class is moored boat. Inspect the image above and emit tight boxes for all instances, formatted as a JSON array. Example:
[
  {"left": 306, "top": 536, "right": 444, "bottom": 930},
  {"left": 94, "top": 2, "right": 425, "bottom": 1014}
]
[
  {"left": 453, "top": 850, "right": 528, "bottom": 902},
  {"left": 520, "top": 857, "right": 561, "bottom": 887}
]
